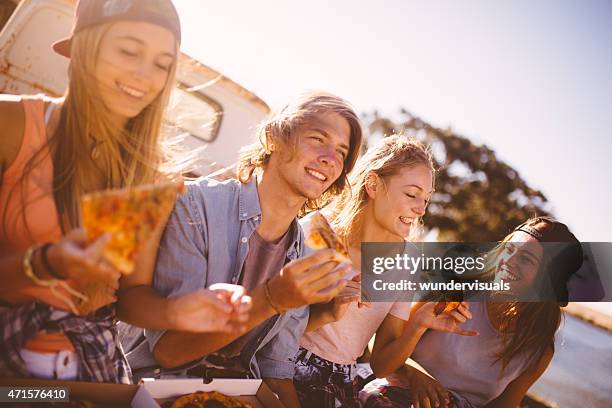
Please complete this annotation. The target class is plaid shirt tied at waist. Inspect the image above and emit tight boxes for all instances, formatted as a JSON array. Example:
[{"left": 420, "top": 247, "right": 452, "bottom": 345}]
[{"left": 0, "top": 301, "right": 131, "bottom": 384}]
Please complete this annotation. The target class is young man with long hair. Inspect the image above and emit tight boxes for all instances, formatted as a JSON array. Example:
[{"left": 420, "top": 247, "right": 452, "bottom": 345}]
[{"left": 140, "top": 91, "right": 364, "bottom": 407}]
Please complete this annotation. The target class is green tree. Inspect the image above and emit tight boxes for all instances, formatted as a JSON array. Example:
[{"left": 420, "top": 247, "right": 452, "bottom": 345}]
[{"left": 363, "top": 109, "right": 550, "bottom": 241}]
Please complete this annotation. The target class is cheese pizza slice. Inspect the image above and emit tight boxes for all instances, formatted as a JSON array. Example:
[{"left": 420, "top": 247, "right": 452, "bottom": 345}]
[
  {"left": 304, "top": 211, "right": 351, "bottom": 264},
  {"left": 81, "top": 181, "right": 184, "bottom": 275},
  {"left": 169, "top": 391, "right": 253, "bottom": 408},
  {"left": 433, "top": 301, "right": 461, "bottom": 316}
]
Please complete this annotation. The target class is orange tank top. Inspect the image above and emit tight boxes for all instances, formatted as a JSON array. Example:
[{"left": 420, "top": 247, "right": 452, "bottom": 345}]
[{"left": 0, "top": 95, "right": 75, "bottom": 352}]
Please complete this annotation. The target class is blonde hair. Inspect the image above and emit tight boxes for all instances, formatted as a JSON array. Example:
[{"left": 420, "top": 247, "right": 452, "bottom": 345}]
[
  {"left": 10, "top": 22, "right": 179, "bottom": 233},
  {"left": 237, "top": 91, "right": 363, "bottom": 214},
  {"left": 330, "top": 134, "right": 435, "bottom": 246}
]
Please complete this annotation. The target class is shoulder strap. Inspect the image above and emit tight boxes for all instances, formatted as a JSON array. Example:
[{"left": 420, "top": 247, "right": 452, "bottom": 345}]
[{"left": 44, "top": 102, "right": 56, "bottom": 126}]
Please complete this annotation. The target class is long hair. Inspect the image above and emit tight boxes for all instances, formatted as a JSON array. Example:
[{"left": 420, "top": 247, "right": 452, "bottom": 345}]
[
  {"left": 236, "top": 91, "right": 363, "bottom": 213},
  {"left": 8, "top": 22, "right": 179, "bottom": 233},
  {"left": 488, "top": 218, "right": 566, "bottom": 370},
  {"left": 491, "top": 301, "right": 561, "bottom": 371},
  {"left": 329, "top": 134, "right": 435, "bottom": 246}
]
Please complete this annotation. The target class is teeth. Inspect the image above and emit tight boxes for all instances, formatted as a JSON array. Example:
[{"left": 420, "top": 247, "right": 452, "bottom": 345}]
[
  {"left": 118, "top": 82, "right": 145, "bottom": 98},
  {"left": 500, "top": 266, "right": 519, "bottom": 281},
  {"left": 306, "top": 168, "right": 327, "bottom": 181},
  {"left": 399, "top": 216, "right": 413, "bottom": 224}
]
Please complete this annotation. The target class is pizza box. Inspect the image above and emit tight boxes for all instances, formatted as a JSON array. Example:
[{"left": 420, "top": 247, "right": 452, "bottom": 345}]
[
  {"left": 132, "top": 378, "right": 286, "bottom": 408},
  {"left": 0, "top": 377, "right": 286, "bottom": 407}
]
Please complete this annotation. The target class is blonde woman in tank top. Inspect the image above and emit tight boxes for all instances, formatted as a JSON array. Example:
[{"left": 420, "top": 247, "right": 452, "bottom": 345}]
[
  {"left": 362, "top": 217, "right": 583, "bottom": 408},
  {"left": 0, "top": 0, "right": 248, "bottom": 383},
  {"left": 293, "top": 135, "right": 477, "bottom": 408}
]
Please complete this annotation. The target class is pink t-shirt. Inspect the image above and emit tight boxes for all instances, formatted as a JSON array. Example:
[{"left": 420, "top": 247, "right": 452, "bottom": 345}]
[
  {"left": 300, "top": 300, "right": 411, "bottom": 365},
  {"left": 298, "top": 212, "right": 412, "bottom": 365}
]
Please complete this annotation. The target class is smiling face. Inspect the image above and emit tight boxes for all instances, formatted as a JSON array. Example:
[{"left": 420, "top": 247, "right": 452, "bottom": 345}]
[
  {"left": 494, "top": 231, "right": 545, "bottom": 297},
  {"left": 367, "top": 164, "right": 433, "bottom": 241},
  {"left": 94, "top": 21, "right": 176, "bottom": 123},
  {"left": 269, "top": 112, "right": 351, "bottom": 201}
]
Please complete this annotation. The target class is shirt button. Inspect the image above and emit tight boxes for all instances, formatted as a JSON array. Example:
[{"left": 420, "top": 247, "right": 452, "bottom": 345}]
[
  {"left": 242, "top": 212, "right": 248, "bottom": 217},
  {"left": 241, "top": 237, "right": 248, "bottom": 243}
]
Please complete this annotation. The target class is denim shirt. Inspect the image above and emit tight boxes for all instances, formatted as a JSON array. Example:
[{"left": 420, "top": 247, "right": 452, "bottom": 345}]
[{"left": 143, "top": 177, "right": 308, "bottom": 379}]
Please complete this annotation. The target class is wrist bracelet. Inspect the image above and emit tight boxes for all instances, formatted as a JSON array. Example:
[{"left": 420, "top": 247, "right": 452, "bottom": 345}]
[
  {"left": 41, "top": 243, "right": 66, "bottom": 280},
  {"left": 264, "top": 279, "right": 284, "bottom": 314},
  {"left": 23, "top": 244, "right": 57, "bottom": 287},
  {"left": 23, "top": 244, "right": 88, "bottom": 315}
]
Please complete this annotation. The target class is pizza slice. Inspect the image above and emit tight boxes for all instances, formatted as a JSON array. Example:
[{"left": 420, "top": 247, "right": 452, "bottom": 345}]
[
  {"left": 75, "top": 182, "right": 184, "bottom": 315},
  {"left": 304, "top": 211, "right": 351, "bottom": 264},
  {"left": 169, "top": 391, "right": 253, "bottom": 408},
  {"left": 81, "top": 181, "right": 184, "bottom": 275},
  {"left": 433, "top": 301, "right": 461, "bottom": 316}
]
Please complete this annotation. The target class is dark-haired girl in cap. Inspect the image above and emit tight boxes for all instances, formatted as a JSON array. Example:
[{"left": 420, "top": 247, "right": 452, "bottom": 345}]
[
  {"left": 0, "top": 0, "right": 248, "bottom": 383},
  {"left": 362, "top": 217, "right": 583, "bottom": 408}
]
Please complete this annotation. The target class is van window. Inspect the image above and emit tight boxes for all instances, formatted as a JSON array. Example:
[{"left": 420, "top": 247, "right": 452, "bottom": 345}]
[{"left": 167, "top": 83, "right": 223, "bottom": 143}]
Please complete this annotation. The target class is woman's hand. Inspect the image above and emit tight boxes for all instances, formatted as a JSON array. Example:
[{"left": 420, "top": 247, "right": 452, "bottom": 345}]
[
  {"left": 43, "top": 229, "right": 122, "bottom": 314},
  {"left": 403, "top": 365, "right": 451, "bottom": 408},
  {"left": 167, "top": 286, "right": 252, "bottom": 333},
  {"left": 412, "top": 302, "right": 479, "bottom": 337},
  {"left": 47, "top": 228, "right": 121, "bottom": 289}
]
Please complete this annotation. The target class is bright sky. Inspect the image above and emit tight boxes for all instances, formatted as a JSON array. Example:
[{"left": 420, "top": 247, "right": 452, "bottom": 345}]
[{"left": 174, "top": 0, "right": 612, "bottom": 241}]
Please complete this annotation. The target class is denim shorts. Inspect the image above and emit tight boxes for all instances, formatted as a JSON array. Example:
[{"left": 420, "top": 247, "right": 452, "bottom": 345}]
[{"left": 294, "top": 347, "right": 360, "bottom": 408}]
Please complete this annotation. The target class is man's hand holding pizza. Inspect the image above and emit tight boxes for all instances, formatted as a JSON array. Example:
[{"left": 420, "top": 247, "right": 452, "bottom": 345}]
[{"left": 266, "top": 249, "right": 351, "bottom": 311}]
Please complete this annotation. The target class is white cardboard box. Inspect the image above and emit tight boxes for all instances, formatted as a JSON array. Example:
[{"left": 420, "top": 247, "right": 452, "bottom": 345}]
[
  {"left": 0, "top": 377, "right": 286, "bottom": 407},
  {"left": 132, "top": 378, "right": 286, "bottom": 408}
]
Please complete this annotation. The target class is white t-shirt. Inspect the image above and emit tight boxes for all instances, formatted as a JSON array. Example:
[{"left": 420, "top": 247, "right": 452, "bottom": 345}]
[{"left": 387, "top": 300, "right": 533, "bottom": 407}]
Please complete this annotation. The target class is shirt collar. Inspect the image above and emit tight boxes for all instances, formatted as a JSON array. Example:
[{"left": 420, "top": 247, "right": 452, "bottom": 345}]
[
  {"left": 238, "top": 178, "right": 303, "bottom": 257},
  {"left": 238, "top": 178, "right": 262, "bottom": 221}
]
